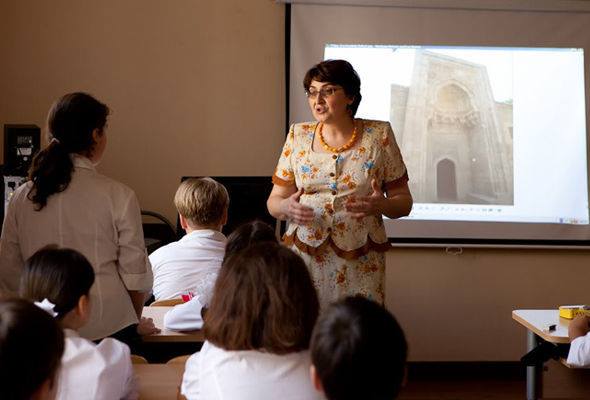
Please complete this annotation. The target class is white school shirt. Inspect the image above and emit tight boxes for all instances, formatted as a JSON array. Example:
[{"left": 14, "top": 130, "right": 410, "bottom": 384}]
[
  {"left": 181, "top": 341, "right": 323, "bottom": 400},
  {"left": 567, "top": 333, "right": 590, "bottom": 367},
  {"left": 57, "top": 329, "right": 137, "bottom": 400},
  {"left": 164, "top": 297, "right": 204, "bottom": 331},
  {"left": 149, "top": 229, "right": 226, "bottom": 301},
  {"left": 0, "top": 155, "right": 152, "bottom": 340}
]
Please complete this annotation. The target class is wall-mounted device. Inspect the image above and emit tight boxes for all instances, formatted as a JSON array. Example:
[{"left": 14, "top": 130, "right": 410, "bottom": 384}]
[
  {"left": 4, "top": 124, "right": 41, "bottom": 177},
  {"left": 3, "top": 124, "right": 41, "bottom": 217},
  {"left": 3, "top": 175, "right": 27, "bottom": 215}
]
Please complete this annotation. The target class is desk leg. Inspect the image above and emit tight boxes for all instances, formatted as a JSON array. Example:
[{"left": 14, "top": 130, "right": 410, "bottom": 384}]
[{"left": 526, "top": 331, "right": 542, "bottom": 400}]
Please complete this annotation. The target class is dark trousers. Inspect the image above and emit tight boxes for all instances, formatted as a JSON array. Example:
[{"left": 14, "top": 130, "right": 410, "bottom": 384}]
[{"left": 94, "top": 323, "right": 144, "bottom": 356}]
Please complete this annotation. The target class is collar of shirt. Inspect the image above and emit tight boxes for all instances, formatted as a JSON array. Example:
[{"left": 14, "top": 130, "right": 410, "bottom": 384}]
[
  {"left": 181, "top": 229, "right": 227, "bottom": 243},
  {"left": 64, "top": 328, "right": 81, "bottom": 339},
  {"left": 71, "top": 154, "right": 96, "bottom": 171}
]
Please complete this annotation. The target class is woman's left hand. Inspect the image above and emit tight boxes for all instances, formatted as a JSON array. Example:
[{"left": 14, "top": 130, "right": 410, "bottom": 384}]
[{"left": 345, "top": 179, "right": 385, "bottom": 218}]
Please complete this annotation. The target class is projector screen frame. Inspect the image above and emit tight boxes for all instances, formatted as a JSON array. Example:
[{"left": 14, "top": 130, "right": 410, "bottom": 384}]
[{"left": 282, "top": 2, "right": 590, "bottom": 248}]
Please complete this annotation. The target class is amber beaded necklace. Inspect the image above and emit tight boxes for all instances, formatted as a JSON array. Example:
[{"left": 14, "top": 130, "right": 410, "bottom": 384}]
[{"left": 318, "top": 121, "right": 358, "bottom": 153}]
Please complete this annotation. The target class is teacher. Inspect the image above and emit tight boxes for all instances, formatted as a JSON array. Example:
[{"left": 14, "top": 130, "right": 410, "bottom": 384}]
[{"left": 267, "top": 60, "right": 412, "bottom": 307}]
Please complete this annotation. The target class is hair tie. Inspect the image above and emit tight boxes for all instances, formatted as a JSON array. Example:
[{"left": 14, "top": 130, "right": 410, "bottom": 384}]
[{"left": 34, "top": 298, "right": 59, "bottom": 318}]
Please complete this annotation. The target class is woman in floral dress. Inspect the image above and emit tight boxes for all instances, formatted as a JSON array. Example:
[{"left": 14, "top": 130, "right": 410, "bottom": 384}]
[{"left": 267, "top": 60, "right": 413, "bottom": 307}]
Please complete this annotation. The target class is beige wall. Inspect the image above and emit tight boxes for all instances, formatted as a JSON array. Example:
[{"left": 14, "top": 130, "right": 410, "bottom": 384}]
[
  {"left": 386, "top": 247, "right": 590, "bottom": 361},
  {"left": 0, "top": 0, "right": 286, "bottom": 221},
  {"left": 2, "top": 1, "right": 589, "bottom": 362}
]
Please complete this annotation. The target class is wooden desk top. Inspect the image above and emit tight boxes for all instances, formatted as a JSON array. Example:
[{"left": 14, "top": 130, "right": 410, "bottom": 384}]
[
  {"left": 512, "top": 309, "right": 569, "bottom": 344},
  {"left": 141, "top": 306, "right": 204, "bottom": 343},
  {"left": 135, "top": 363, "right": 184, "bottom": 400}
]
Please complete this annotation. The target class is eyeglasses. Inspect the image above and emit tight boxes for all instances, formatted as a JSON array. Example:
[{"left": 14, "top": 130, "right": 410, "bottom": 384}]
[{"left": 305, "top": 86, "right": 342, "bottom": 99}]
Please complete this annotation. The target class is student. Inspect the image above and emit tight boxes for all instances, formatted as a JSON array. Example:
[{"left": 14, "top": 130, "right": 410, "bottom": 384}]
[
  {"left": 180, "top": 243, "right": 322, "bottom": 400},
  {"left": 150, "top": 177, "right": 229, "bottom": 302},
  {"left": 0, "top": 92, "right": 153, "bottom": 341},
  {"left": 164, "top": 220, "right": 277, "bottom": 331},
  {"left": 566, "top": 315, "right": 590, "bottom": 366},
  {"left": 0, "top": 298, "right": 64, "bottom": 400},
  {"left": 310, "top": 296, "right": 408, "bottom": 400},
  {"left": 20, "top": 246, "right": 138, "bottom": 400}
]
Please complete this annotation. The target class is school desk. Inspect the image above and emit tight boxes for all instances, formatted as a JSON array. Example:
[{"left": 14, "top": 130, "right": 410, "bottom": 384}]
[
  {"left": 512, "top": 309, "right": 590, "bottom": 400},
  {"left": 141, "top": 306, "right": 204, "bottom": 343},
  {"left": 135, "top": 363, "right": 185, "bottom": 400}
]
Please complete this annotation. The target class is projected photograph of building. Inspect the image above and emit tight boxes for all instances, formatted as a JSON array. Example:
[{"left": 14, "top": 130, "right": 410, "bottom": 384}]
[{"left": 390, "top": 50, "right": 514, "bottom": 205}]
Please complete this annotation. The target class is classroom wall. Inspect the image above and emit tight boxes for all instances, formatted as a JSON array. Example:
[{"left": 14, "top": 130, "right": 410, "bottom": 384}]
[
  {"left": 0, "top": 0, "right": 286, "bottom": 220},
  {"left": 1, "top": 1, "right": 588, "bottom": 362},
  {"left": 385, "top": 247, "right": 590, "bottom": 361}
]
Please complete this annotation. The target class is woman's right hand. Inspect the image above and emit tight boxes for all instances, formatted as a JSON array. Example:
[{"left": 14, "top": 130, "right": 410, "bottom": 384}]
[
  {"left": 280, "top": 188, "right": 314, "bottom": 225},
  {"left": 136, "top": 317, "right": 161, "bottom": 336}
]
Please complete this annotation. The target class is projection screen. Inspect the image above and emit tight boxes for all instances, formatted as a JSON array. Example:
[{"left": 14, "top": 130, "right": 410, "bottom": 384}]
[{"left": 280, "top": 0, "right": 590, "bottom": 246}]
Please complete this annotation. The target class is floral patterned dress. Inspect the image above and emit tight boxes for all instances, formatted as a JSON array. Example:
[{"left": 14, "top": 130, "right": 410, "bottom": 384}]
[{"left": 272, "top": 119, "right": 408, "bottom": 307}]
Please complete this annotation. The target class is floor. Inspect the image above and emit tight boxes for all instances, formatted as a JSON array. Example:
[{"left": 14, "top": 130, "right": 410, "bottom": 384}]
[{"left": 398, "top": 362, "right": 526, "bottom": 400}]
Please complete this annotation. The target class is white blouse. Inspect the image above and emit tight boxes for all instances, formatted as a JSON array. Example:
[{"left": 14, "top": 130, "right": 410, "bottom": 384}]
[
  {"left": 567, "top": 333, "right": 590, "bottom": 367},
  {"left": 164, "top": 297, "right": 204, "bottom": 331},
  {"left": 181, "top": 341, "right": 322, "bottom": 400},
  {"left": 149, "top": 229, "right": 225, "bottom": 301},
  {"left": 0, "top": 155, "right": 153, "bottom": 339},
  {"left": 57, "top": 329, "right": 137, "bottom": 400}
]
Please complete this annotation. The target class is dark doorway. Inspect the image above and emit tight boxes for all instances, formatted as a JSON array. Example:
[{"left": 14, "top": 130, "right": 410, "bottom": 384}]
[{"left": 437, "top": 159, "right": 458, "bottom": 202}]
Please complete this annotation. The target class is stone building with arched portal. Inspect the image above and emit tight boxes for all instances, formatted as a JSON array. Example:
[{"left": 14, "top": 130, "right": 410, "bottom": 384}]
[{"left": 390, "top": 50, "right": 513, "bottom": 205}]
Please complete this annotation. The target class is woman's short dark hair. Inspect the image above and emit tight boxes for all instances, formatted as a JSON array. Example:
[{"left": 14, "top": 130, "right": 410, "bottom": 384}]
[
  {"left": 311, "top": 296, "right": 408, "bottom": 400},
  {"left": 20, "top": 245, "right": 95, "bottom": 319},
  {"left": 205, "top": 243, "right": 319, "bottom": 354},
  {"left": 223, "top": 220, "right": 277, "bottom": 262},
  {"left": 0, "top": 298, "right": 64, "bottom": 400},
  {"left": 28, "top": 92, "right": 109, "bottom": 210},
  {"left": 303, "top": 59, "right": 362, "bottom": 117}
]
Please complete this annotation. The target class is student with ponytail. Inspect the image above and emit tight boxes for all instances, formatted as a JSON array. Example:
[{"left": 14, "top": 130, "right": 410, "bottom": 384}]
[
  {"left": 0, "top": 92, "right": 155, "bottom": 341},
  {"left": 21, "top": 246, "right": 138, "bottom": 400}
]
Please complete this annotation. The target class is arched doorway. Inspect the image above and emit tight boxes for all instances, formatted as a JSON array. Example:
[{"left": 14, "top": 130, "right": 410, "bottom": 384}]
[{"left": 437, "top": 159, "right": 458, "bottom": 202}]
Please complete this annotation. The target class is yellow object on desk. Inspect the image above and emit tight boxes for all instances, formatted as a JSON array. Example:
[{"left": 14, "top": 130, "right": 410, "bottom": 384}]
[{"left": 558, "top": 305, "right": 590, "bottom": 319}]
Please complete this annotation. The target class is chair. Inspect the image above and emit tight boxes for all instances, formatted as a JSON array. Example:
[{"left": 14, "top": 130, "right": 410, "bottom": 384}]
[
  {"left": 141, "top": 210, "right": 178, "bottom": 254},
  {"left": 166, "top": 354, "right": 191, "bottom": 365},
  {"left": 130, "top": 354, "right": 149, "bottom": 364},
  {"left": 150, "top": 298, "right": 184, "bottom": 307}
]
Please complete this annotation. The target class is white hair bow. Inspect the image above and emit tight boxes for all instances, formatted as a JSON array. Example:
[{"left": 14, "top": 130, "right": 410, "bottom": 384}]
[{"left": 34, "top": 298, "right": 58, "bottom": 317}]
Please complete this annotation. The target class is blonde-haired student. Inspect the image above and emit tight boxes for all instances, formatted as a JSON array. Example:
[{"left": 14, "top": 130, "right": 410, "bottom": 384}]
[
  {"left": 150, "top": 177, "right": 229, "bottom": 303},
  {"left": 21, "top": 246, "right": 140, "bottom": 400}
]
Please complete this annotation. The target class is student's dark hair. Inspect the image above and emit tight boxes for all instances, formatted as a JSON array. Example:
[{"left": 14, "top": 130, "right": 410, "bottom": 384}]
[
  {"left": 28, "top": 92, "right": 109, "bottom": 210},
  {"left": 223, "top": 220, "right": 277, "bottom": 262},
  {"left": 20, "top": 245, "right": 95, "bottom": 319},
  {"left": 205, "top": 243, "right": 319, "bottom": 354},
  {"left": 311, "top": 296, "right": 408, "bottom": 400},
  {"left": 0, "top": 298, "right": 64, "bottom": 400},
  {"left": 303, "top": 59, "right": 362, "bottom": 117}
]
